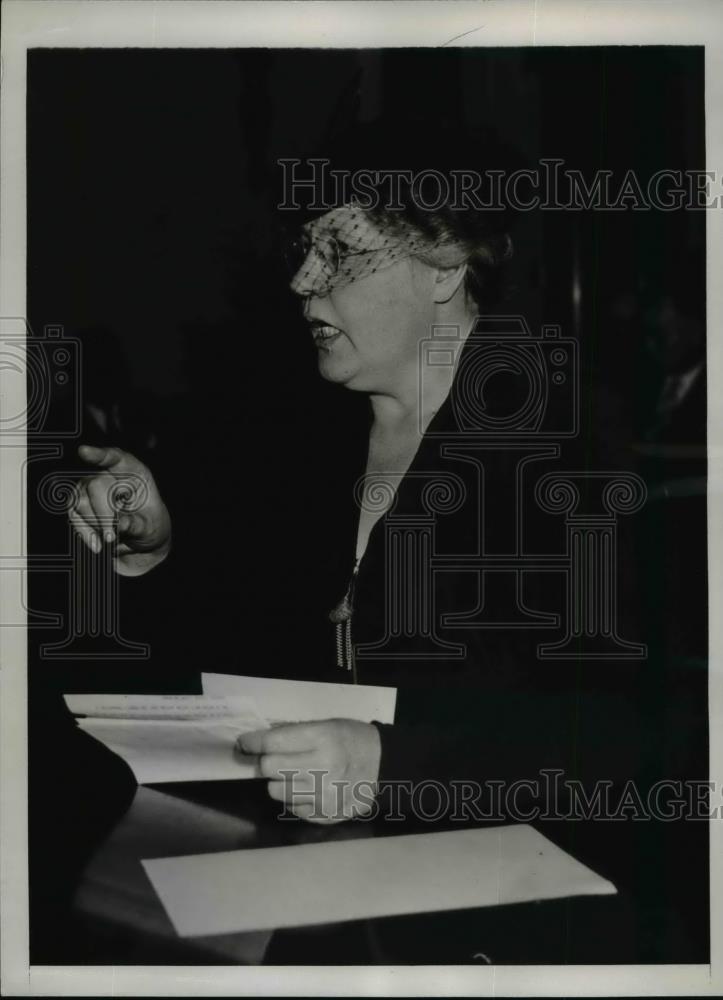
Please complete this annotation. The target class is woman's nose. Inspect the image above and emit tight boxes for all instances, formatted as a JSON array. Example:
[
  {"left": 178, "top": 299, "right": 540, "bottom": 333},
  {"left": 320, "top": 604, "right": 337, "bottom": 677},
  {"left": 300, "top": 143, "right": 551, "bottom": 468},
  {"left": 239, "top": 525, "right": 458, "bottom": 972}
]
[{"left": 302, "top": 295, "right": 327, "bottom": 320}]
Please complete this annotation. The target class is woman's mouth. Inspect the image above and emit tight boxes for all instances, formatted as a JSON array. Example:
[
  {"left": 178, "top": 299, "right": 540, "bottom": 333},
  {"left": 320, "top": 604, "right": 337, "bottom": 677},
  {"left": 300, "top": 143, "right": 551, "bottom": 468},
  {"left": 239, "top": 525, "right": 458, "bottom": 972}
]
[{"left": 311, "top": 323, "right": 344, "bottom": 349}]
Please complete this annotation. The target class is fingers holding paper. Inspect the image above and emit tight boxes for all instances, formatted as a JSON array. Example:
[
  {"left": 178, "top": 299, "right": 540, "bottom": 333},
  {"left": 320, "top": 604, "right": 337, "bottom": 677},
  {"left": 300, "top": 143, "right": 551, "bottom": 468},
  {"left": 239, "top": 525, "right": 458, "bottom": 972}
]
[{"left": 236, "top": 719, "right": 382, "bottom": 824}]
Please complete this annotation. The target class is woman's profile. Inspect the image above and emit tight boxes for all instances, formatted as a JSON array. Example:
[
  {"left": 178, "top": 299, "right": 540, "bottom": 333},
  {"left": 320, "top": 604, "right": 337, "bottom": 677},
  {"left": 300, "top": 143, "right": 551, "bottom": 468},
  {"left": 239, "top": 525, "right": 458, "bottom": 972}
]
[{"left": 69, "top": 121, "right": 646, "bottom": 827}]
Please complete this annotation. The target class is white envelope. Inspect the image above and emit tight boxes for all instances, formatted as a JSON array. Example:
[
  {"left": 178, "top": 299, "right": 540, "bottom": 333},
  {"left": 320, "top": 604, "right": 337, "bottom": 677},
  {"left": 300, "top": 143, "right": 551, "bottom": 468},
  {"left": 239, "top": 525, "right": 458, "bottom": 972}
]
[
  {"left": 142, "top": 823, "right": 617, "bottom": 937},
  {"left": 202, "top": 672, "right": 396, "bottom": 724}
]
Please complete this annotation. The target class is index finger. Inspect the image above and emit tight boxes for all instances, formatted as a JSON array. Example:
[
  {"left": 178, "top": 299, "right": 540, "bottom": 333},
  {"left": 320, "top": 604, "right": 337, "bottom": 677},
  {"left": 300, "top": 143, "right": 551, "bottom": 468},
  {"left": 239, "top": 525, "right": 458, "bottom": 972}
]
[{"left": 77, "top": 444, "right": 133, "bottom": 472}]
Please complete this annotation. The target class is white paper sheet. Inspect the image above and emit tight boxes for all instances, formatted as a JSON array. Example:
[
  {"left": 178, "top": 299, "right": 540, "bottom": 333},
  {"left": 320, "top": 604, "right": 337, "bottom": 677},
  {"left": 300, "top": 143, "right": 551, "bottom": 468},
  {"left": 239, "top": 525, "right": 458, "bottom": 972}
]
[
  {"left": 201, "top": 672, "right": 397, "bottom": 724},
  {"left": 64, "top": 693, "right": 268, "bottom": 784},
  {"left": 75, "top": 717, "right": 264, "bottom": 784},
  {"left": 63, "top": 675, "right": 396, "bottom": 785},
  {"left": 142, "top": 823, "right": 617, "bottom": 937},
  {"left": 64, "top": 692, "right": 262, "bottom": 722}
]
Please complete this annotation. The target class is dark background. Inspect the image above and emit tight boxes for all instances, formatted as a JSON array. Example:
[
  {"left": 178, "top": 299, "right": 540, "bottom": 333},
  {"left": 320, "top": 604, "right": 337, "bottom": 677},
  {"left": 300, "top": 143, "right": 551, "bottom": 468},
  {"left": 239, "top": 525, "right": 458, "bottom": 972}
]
[{"left": 26, "top": 48, "right": 707, "bottom": 964}]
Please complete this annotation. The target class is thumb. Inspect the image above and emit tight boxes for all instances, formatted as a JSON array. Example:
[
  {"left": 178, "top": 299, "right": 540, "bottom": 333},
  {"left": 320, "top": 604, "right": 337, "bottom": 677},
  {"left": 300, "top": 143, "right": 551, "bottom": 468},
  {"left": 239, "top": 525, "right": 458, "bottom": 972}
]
[
  {"left": 78, "top": 444, "right": 123, "bottom": 469},
  {"left": 235, "top": 729, "right": 268, "bottom": 755},
  {"left": 117, "top": 512, "right": 147, "bottom": 538}
]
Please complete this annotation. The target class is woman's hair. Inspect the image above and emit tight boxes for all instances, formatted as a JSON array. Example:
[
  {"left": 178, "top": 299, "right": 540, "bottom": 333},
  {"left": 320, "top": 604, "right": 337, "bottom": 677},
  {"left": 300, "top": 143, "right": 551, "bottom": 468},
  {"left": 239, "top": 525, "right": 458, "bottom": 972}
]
[{"left": 365, "top": 196, "right": 514, "bottom": 312}]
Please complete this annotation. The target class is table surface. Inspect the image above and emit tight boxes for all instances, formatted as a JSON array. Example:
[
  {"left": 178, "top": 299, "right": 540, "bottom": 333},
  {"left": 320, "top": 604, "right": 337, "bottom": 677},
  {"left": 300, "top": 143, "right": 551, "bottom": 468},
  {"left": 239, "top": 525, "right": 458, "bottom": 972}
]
[
  {"left": 74, "top": 779, "right": 392, "bottom": 963},
  {"left": 69, "top": 778, "right": 654, "bottom": 966}
]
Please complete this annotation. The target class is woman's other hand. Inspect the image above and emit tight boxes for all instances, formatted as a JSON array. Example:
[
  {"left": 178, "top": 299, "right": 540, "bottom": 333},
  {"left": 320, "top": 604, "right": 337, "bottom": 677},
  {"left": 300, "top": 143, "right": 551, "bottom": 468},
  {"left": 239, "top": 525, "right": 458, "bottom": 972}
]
[
  {"left": 237, "top": 719, "right": 382, "bottom": 824},
  {"left": 70, "top": 444, "right": 172, "bottom": 576}
]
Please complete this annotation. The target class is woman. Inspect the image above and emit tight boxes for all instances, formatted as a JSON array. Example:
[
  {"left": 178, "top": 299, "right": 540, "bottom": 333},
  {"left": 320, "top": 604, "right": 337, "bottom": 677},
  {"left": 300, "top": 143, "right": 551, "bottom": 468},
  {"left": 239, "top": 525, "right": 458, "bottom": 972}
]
[{"left": 71, "top": 139, "right": 644, "bottom": 829}]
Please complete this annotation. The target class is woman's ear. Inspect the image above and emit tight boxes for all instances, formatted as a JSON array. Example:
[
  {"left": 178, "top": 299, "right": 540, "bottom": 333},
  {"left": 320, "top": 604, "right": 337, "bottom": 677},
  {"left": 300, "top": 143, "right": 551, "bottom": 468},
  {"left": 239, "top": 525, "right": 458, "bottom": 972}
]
[{"left": 433, "top": 263, "right": 467, "bottom": 304}]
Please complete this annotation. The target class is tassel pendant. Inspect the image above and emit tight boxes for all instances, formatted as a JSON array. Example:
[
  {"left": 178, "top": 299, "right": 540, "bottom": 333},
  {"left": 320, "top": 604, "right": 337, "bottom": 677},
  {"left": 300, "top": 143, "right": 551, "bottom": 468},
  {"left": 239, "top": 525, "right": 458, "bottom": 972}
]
[
  {"left": 329, "top": 563, "right": 359, "bottom": 672},
  {"left": 334, "top": 621, "right": 353, "bottom": 671},
  {"left": 329, "top": 593, "right": 353, "bottom": 625},
  {"left": 344, "top": 619, "right": 353, "bottom": 671},
  {"left": 330, "top": 591, "right": 353, "bottom": 670}
]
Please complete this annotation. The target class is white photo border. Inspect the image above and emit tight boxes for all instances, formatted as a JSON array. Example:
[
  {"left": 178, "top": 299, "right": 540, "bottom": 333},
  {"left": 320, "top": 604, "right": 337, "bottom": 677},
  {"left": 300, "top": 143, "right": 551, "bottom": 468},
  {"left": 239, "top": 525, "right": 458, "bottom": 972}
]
[{"left": 1, "top": 1, "right": 721, "bottom": 995}]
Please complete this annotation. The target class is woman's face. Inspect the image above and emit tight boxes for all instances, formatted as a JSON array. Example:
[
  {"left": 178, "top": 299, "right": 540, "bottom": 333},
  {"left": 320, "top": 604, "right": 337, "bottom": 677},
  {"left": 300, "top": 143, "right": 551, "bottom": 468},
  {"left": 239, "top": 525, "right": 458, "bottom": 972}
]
[
  {"left": 303, "top": 258, "right": 437, "bottom": 392},
  {"left": 290, "top": 207, "right": 438, "bottom": 393}
]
